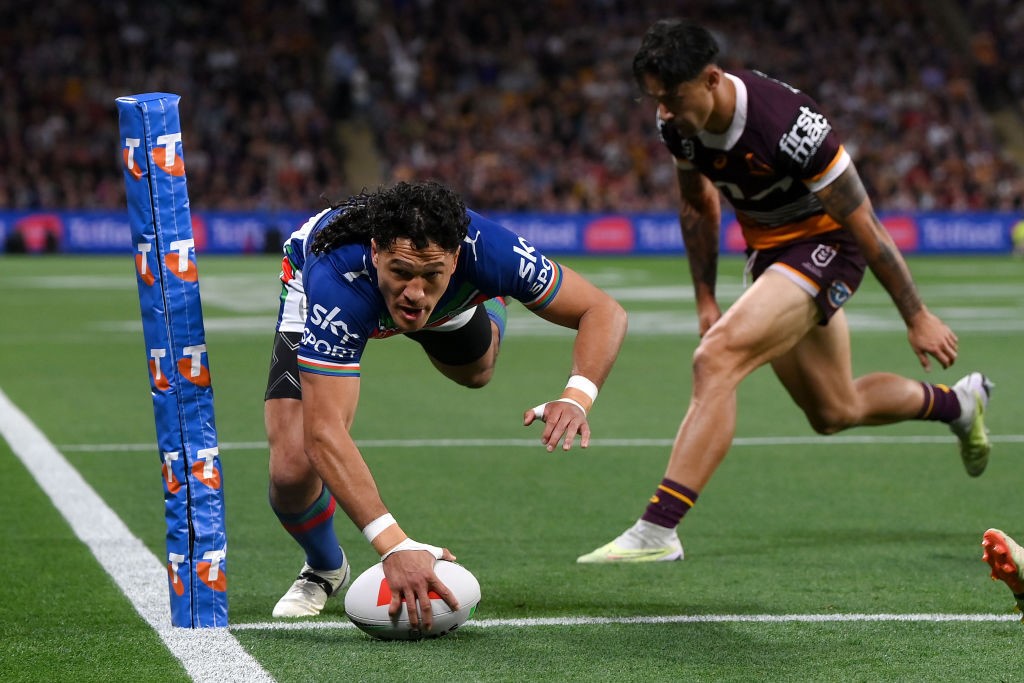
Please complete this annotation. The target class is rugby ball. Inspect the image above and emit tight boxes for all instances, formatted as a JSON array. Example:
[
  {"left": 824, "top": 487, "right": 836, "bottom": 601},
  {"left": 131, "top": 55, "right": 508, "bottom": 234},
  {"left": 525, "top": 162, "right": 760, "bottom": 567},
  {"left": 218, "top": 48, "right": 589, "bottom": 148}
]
[{"left": 344, "top": 560, "right": 481, "bottom": 640}]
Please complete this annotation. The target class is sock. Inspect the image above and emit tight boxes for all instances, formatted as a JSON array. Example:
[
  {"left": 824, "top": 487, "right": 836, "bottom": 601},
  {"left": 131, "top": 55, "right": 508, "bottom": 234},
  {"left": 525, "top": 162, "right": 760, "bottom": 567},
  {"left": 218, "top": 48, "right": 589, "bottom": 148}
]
[
  {"left": 483, "top": 296, "right": 507, "bottom": 343},
  {"left": 641, "top": 478, "right": 699, "bottom": 529},
  {"left": 916, "top": 382, "right": 961, "bottom": 422},
  {"left": 272, "top": 486, "right": 344, "bottom": 570}
]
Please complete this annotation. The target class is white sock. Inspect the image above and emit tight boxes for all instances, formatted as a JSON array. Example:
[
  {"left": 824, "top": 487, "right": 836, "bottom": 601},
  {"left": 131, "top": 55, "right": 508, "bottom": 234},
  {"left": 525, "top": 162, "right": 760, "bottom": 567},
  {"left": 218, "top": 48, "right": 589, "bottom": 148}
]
[{"left": 616, "top": 519, "right": 677, "bottom": 549}]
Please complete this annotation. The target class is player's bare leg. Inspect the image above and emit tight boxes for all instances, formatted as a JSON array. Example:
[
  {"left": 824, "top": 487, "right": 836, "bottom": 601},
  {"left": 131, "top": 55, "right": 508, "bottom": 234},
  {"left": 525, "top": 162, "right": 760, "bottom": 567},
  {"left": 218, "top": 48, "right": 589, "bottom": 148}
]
[
  {"left": 579, "top": 272, "right": 817, "bottom": 562},
  {"left": 267, "top": 398, "right": 321, "bottom": 512},
  {"left": 266, "top": 397, "right": 349, "bottom": 616},
  {"left": 772, "top": 310, "right": 993, "bottom": 474}
]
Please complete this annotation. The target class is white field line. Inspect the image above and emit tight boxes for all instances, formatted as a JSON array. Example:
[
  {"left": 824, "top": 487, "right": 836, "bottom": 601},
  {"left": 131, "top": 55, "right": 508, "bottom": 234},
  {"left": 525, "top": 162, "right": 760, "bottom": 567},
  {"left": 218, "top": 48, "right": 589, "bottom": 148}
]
[
  {"left": 59, "top": 433, "right": 1024, "bottom": 453},
  {"left": 0, "top": 389, "right": 274, "bottom": 683},
  {"left": 230, "top": 612, "right": 1019, "bottom": 632}
]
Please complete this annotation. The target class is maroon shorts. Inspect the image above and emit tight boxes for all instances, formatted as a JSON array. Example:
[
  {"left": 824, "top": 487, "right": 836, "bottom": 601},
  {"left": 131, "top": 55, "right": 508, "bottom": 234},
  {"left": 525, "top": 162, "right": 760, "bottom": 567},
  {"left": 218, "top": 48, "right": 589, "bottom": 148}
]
[{"left": 748, "top": 230, "right": 867, "bottom": 325}]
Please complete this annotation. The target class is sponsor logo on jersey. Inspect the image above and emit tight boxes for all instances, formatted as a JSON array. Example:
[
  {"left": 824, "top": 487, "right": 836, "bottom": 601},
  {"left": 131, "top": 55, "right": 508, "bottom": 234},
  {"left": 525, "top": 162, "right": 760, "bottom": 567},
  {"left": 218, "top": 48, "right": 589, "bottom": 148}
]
[
  {"left": 779, "top": 106, "right": 831, "bottom": 168},
  {"left": 301, "top": 329, "right": 360, "bottom": 359},
  {"left": 309, "top": 304, "right": 361, "bottom": 344},
  {"left": 828, "top": 280, "right": 852, "bottom": 308}
]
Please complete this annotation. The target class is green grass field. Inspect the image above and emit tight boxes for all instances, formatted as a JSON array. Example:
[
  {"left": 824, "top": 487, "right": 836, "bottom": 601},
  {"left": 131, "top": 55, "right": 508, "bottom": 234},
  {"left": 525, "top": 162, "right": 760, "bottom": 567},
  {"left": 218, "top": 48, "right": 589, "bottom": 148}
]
[{"left": 1, "top": 253, "right": 1022, "bottom": 682}]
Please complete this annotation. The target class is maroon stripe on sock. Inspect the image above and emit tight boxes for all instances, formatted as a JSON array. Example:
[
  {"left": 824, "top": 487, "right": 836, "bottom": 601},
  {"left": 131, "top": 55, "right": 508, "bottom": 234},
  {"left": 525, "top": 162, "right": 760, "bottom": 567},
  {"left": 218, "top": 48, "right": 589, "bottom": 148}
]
[{"left": 641, "top": 478, "right": 699, "bottom": 529}]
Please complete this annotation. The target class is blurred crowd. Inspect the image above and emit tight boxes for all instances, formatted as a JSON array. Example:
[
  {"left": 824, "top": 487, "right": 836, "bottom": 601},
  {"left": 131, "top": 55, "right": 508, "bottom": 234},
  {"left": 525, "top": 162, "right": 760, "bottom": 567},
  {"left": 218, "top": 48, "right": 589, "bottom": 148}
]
[{"left": 1, "top": 0, "right": 1022, "bottom": 214}]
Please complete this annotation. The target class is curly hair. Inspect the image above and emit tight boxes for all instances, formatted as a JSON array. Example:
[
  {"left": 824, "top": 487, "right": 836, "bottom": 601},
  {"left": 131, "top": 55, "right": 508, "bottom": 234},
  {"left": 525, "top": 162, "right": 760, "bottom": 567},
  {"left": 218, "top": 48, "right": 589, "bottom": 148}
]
[
  {"left": 309, "top": 181, "right": 470, "bottom": 255},
  {"left": 632, "top": 19, "right": 720, "bottom": 91}
]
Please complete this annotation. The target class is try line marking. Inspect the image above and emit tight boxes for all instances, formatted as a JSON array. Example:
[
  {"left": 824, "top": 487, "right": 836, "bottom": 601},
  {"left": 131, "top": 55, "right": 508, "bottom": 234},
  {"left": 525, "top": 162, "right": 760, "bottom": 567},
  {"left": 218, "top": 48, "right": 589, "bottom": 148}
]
[
  {"left": 0, "top": 388, "right": 274, "bottom": 683},
  {"left": 231, "top": 612, "right": 1019, "bottom": 632},
  {"left": 59, "top": 434, "right": 1024, "bottom": 453}
]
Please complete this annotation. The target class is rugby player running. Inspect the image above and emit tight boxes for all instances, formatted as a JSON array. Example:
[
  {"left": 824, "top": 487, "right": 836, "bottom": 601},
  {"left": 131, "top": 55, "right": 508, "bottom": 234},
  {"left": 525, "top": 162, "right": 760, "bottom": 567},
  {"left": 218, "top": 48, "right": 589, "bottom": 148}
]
[{"left": 578, "top": 19, "right": 993, "bottom": 564}]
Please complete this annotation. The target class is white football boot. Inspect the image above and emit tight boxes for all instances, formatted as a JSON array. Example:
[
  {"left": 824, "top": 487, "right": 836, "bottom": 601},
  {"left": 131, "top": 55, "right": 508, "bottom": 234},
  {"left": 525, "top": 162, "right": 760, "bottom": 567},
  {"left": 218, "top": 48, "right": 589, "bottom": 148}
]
[
  {"left": 948, "top": 372, "right": 994, "bottom": 477},
  {"left": 577, "top": 520, "right": 684, "bottom": 563},
  {"left": 273, "top": 553, "right": 351, "bottom": 618}
]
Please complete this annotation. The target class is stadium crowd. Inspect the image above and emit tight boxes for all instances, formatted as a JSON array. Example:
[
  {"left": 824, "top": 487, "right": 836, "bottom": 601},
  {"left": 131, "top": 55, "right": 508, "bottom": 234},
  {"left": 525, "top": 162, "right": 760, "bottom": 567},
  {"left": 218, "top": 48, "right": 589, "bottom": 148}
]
[{"left": 1, "top": 0, "right": 1022, "bottom": 213}]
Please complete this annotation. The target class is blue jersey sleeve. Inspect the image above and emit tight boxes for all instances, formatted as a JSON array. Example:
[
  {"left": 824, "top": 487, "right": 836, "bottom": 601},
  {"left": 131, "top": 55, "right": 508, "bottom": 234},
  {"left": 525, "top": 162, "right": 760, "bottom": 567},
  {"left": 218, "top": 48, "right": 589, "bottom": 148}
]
[
  {"left": 295, "top": 246, "right": 378, "bottom": 377},
  {"left": 461, "top": 211, "right": 564, "bottom": 311}
]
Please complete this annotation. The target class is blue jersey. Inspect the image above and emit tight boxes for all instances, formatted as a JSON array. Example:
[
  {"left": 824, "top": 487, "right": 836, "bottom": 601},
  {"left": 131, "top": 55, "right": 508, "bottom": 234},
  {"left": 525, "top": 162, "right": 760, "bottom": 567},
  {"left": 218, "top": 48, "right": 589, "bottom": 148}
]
[{"left": 283, "top": 208, "right": 564, "bottom": 377}]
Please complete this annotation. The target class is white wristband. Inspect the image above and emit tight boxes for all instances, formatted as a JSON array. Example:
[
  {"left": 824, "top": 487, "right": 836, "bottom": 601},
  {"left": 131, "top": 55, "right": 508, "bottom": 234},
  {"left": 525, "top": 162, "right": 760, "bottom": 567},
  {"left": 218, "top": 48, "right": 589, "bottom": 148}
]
[
  {"left": 566, "top": 375, "right": 599, "bottom": 402},
  {"left": 532, "top": 397, "right": 587, "bottom": 419},
  {"left": 381, "top": 537, "right": 444, "bottom": 561},
  {"left": 361, "top": 513, "right": 397, "bottom": 543}
]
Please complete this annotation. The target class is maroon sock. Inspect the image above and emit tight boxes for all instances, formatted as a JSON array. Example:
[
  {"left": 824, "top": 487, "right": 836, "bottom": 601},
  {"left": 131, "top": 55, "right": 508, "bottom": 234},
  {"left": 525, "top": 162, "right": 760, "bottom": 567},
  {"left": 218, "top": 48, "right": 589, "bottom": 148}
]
[
  {"left": 641, "top": 479, "right": 699, "bottom": 529},
  {"left": 916, "top": 382, "right": 961, "bottom": 423}
]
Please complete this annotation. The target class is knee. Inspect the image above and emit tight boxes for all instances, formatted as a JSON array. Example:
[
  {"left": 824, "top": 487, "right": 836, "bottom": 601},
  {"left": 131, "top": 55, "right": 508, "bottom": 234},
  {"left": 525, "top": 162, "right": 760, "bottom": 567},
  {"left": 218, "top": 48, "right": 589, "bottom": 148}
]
[
  {"left": 268, "top": 444, "right": 318, "bottom": 504},
  {"left": 691, "top": 329, "right": 743, "bottom": 386},
  {"left": 454, "top": 366, "right": 494, "bottom": 389},
  {"left": 804, "top": 406, "right": 857, "bottom": 435}
]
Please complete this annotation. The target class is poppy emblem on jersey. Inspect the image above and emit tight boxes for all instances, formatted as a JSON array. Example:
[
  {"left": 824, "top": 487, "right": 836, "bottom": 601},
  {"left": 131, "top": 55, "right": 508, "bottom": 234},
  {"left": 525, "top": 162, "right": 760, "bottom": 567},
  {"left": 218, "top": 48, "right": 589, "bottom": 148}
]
[
  {"left": 828, "top": 280, "right": 852, "bottom": 308},
  {"left": 811, "top": 244, "right": 837, "bottom": 267},
  {"left": 377, "top": 578, "right": 441, "bottom": 607},
  {"left": 713, "top": 154, "right": 727, "bottom": 170}
]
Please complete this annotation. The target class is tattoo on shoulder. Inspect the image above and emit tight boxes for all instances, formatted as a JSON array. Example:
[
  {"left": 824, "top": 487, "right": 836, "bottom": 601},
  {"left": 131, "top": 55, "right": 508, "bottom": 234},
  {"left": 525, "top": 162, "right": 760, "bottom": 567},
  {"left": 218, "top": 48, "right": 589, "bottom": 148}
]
[{"left": 817, "top": 166, "right": 868, "bottom": 219}]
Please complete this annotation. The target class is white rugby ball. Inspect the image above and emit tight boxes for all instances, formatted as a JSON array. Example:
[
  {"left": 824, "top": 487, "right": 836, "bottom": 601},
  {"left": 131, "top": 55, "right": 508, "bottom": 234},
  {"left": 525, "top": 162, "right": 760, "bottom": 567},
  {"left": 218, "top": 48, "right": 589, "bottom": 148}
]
[{"left": 344, "top": 560, "right": 481, "bottom": 640}]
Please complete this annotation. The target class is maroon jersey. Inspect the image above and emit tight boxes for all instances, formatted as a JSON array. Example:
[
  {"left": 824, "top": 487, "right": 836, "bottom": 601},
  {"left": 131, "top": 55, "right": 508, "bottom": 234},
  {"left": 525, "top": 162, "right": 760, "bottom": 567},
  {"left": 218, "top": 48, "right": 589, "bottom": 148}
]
[{"left": 659, "top": 69, "right": 851, "bottom": 250}]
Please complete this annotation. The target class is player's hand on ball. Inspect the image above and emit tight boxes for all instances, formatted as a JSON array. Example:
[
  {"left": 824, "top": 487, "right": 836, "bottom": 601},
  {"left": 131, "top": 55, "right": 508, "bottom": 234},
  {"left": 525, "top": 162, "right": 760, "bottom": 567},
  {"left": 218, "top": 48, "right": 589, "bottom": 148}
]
[
  {"left": 381, "top": 545, "right": 458, "bottom": 632},
  {"left": 523, "top": 400, "right": 591, "bottom": 452}
]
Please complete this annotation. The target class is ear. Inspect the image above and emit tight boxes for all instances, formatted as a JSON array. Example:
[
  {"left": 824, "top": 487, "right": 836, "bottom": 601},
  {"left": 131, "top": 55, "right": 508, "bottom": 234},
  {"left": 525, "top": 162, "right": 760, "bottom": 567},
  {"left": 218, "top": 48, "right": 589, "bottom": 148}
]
[
  {"left": 705, "top": 65, "right": 722, "bottom": 91},
  {"left": 450, "top": 245, "right": 461, "bottom": 273},
  {"left": 370, "top": 238, "right": 379, "bottom": 267}
]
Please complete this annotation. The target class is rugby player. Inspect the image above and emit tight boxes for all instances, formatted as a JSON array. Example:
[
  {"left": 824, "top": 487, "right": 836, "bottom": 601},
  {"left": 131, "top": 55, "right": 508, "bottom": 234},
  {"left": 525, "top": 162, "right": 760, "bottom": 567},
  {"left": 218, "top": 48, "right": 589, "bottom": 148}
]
[
  {"left": 264, "top": 181, "right": 626, "bottom": 628},
  {"left": 578, "top": 19, "right": 993, "bottom": 564}
]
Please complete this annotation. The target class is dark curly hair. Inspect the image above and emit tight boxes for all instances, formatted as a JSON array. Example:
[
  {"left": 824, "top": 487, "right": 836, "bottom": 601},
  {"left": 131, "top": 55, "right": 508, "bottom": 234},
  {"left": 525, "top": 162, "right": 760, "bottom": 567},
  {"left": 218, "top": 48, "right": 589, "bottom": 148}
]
[
  {"left": 632, "top": 19, "right": 720, "bottom": 91},
  {"left": 309, "top": 181, "right": 470, "bottom": 255}
]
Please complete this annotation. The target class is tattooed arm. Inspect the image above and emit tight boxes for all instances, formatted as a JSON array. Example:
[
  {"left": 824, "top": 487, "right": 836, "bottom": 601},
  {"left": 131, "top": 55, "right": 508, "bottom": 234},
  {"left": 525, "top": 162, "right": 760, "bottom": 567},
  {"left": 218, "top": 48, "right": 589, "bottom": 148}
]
[
  {"left": 676, "top": 168, "right": 723, "bottom": 336},
  {"left": 815, "top": 164, "right": 958, "bottom": 369}
]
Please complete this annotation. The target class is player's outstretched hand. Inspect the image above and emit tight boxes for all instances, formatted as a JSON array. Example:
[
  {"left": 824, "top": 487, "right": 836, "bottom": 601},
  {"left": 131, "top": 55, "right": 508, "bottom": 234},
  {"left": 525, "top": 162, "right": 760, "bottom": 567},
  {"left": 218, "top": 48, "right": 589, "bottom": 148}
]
[
  {"left": 381, "top": 543, "right": 458, "bottom": 633},
  {"left": 907, "top": 308, "right": 958, "bottom": 371},
  {"left": 523, "top": 400, "right": 590, "bottom": 452}
]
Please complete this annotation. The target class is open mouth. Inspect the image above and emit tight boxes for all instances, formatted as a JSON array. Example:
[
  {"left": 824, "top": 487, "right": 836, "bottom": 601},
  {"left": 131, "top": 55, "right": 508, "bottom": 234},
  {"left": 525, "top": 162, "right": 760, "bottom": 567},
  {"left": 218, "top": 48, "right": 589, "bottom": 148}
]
[{"left": 397, "top": 305, "right": 423, "bottom": 322}]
